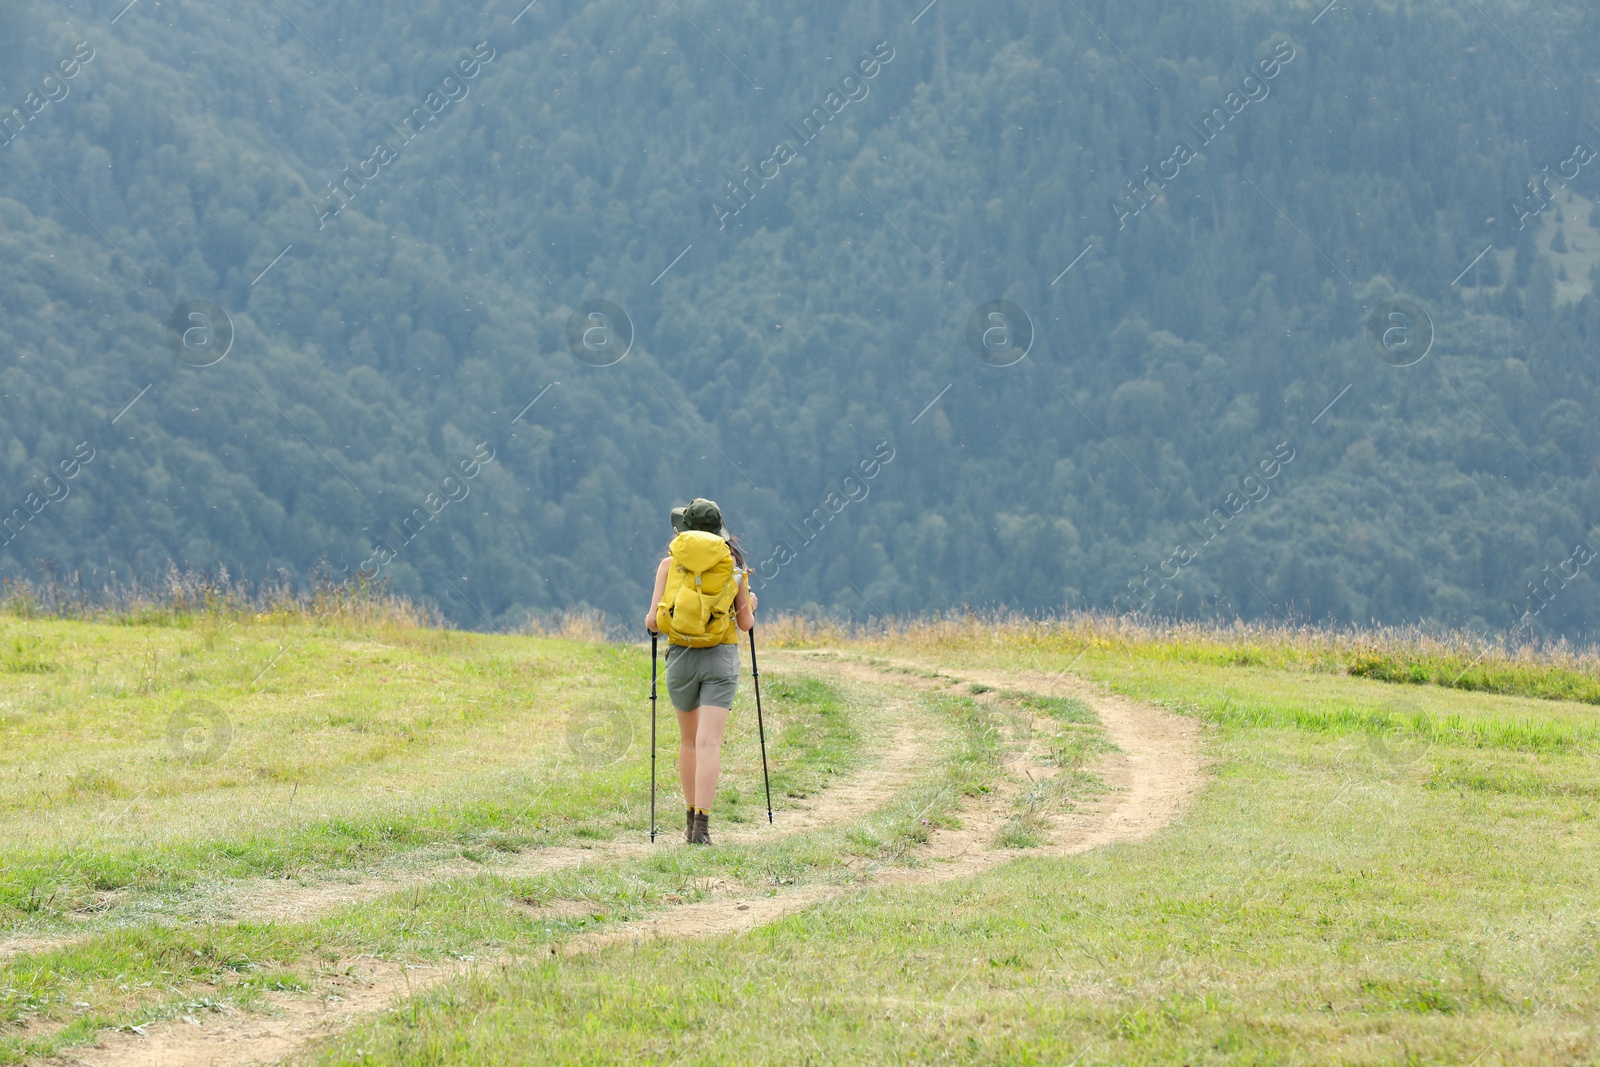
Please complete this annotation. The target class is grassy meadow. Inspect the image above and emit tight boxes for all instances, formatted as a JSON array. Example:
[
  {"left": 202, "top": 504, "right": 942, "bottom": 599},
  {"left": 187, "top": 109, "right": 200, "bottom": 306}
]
[
  {"left": 2, "top": 598, "right": 1598, "bottom": 1064},
  {"left": 0, "top": 597, "right": 897, "bottom": 1061}
]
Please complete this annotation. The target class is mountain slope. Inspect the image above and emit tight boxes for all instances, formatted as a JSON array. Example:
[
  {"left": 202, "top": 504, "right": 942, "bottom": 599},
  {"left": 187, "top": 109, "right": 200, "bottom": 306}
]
[{"left": 1, "top": 0, "right": 1599, "bottom": 634}]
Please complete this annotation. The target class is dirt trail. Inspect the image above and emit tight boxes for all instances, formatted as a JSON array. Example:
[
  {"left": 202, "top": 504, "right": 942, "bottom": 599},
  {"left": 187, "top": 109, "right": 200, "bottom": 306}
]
[
  {"left": 869, "top": 656, "right": 1207, "bottom": 858},
  {"left": 179, "top": 700, "right": 930, "bottom": 927},
  {"left": 3, "top": 677, "right": 931, "bottom": 970},
  {"left": 777, "top": 653, "right": 1204, "bottom": 874},
  {"left": 52, "top": 653, "right": 1204, "bottom": 1067}
]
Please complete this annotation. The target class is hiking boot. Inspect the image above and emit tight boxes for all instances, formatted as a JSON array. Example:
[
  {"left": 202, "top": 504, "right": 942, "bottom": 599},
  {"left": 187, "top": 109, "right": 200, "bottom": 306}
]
[
  {"left": 686, "top": 807, "right": 696, "bottom": 843},
  {"left": 690, "top": 810, "right": 712, "bottom": 845}
]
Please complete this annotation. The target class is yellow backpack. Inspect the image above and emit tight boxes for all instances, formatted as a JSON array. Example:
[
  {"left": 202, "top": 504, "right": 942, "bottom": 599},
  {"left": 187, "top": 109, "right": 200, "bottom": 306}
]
[{"left": 656, "top": 531, "right": 741, "bottom": 646}]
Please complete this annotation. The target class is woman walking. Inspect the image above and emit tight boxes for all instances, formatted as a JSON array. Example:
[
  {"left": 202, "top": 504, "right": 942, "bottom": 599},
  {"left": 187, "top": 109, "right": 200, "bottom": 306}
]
[{"left": 644, "top": 498, "right": 757, "bottom": 845}]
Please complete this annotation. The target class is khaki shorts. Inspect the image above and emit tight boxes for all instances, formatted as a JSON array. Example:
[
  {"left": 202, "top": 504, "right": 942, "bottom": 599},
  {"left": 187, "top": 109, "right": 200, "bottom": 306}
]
[{"left": 664, "top": 643, "right": 740, "bottom": 712}]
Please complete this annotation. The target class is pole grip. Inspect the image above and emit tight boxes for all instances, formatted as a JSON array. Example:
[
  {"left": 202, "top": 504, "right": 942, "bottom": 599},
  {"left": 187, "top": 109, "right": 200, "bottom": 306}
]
[{"left": 649, "top": 631, "right": 658, "bottom": 698}]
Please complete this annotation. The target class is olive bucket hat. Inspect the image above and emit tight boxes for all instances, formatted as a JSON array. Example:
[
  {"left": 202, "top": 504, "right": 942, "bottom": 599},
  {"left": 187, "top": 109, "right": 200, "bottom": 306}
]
[{"left": 670, "top": 497, "right": 729, "bottom": 540}]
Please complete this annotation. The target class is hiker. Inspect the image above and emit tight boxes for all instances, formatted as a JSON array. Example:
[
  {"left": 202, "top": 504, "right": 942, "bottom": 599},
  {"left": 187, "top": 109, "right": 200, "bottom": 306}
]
[{"left": 644, "top": 498, "right": 757, "bottom": 845}]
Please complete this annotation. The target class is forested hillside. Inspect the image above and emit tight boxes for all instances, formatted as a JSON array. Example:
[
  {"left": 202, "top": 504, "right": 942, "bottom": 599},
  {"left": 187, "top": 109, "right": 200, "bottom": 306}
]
[{"left": 2, "top": 0, "right": 1599, "bottom": 635}]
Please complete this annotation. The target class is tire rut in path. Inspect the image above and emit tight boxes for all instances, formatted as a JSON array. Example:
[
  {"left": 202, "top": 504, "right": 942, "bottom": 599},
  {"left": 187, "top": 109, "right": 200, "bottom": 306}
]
[
  {"left": 47, "top": 665, "right": 936, "bottom": 1067},
  {"left": 3, "top": 664, "right": 930, "bottom": 971},
  {"left": 53, "top": 654, "right": 1202, "bottom": 1067},
  {"left": 176, "top": 689, "right": 932, "bottom": 928}
]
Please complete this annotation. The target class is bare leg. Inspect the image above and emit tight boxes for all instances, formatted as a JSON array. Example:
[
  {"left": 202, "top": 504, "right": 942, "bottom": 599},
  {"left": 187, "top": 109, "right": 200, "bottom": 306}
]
[
  {"left": 690, "top": 705, "right": 730, "bottom": 809},
  {"left": 675, "top": 709, "right": 698, "bottom": 806}
]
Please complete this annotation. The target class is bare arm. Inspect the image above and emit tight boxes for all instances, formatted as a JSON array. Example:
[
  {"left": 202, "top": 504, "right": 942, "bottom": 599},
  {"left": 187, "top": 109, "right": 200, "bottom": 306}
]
[
  {"left": 735, "top": 574, "right": 757, "bottom": 632},
  {"left": 643, "top": 557, "right": 670, "bottom": 633}
]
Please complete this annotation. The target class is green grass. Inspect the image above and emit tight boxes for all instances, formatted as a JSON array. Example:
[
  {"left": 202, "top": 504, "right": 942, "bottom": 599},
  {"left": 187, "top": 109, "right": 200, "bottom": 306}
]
[
  {"left": 303, "top": 630, "right": 1600, "bottom": 1065},
  {"left": 10, "top": 609, "right": 1600, "bottom": 1064},
  {"left": 0, "top": 617, "right": 628, "bottom": 918},
  {"left": 0, "top": 679, "right": 1009, "bottom": 1062},
  {"left": 0, "top": 613, "right": 898, "bottom": 1061},
  {"left": 766, "top": 611, "right": 1600, "bottom": 707},
  {"left": 0, "top": 617, "right": 864, "bottom": 922},
  {"left": 1072, "top": 655, "right": 1600, "bottom": 755},
  {"left": 1348, "top": 647, "right": 1600, "bottom": 705}
]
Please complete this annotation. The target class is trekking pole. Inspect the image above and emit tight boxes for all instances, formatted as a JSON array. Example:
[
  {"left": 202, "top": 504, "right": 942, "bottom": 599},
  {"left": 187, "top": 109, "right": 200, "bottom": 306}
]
[
  {"left": 649, "top": 630, "right": 659, "bottom": 843},
  {"left": 748, "top": 626, "right": 774, "bottom": 824}
]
